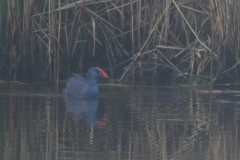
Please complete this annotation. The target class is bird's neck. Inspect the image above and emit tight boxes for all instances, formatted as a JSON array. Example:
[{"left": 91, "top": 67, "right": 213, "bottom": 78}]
[{"left": 87, "top": 77, "right": 97, "bottom": 84}]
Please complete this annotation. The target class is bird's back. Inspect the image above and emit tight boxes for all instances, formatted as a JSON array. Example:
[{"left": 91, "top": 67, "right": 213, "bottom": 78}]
[{"left": 63, "top": 73, "right": 99, "bottom": 96}]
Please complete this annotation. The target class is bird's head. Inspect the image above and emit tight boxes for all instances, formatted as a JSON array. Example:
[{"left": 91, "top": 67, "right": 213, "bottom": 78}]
[{"left": 87, "top": 67, "right": 109, "bottom": 80}]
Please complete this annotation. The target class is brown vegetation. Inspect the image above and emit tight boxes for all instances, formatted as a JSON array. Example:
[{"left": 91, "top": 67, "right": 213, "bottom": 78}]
[{"left": 0, "top": 0, "right": 239, "bottom": 85}]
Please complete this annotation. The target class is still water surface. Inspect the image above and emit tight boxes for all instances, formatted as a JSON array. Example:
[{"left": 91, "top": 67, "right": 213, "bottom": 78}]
[{"left": 0, "top": 83, "right": 240, "bottom": 160}]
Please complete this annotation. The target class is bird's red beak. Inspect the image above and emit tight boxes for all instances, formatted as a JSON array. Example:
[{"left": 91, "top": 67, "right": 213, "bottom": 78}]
[{"left": 97, "top": 67, "right": 109, "bottom": 78}]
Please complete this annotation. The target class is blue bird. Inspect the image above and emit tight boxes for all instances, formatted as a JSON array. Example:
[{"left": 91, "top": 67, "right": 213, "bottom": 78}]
[{"left": 63, "top": 67, "right": 109, "bottom": 96}]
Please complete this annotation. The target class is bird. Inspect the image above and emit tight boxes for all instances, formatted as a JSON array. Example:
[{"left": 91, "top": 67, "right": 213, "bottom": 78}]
[{"left": 62, "top": 67, "right": 109, "bottom": 96}]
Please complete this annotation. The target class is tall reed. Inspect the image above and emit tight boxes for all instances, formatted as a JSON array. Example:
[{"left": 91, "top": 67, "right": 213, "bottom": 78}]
[{"left": 0, "top": 0, "right": 239, "bottom": 85}]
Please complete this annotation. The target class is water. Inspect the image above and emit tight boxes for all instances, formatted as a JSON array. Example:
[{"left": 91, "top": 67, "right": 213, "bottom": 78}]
[{"left": 0, "top": 83, "right": 240, "bottom": 160}]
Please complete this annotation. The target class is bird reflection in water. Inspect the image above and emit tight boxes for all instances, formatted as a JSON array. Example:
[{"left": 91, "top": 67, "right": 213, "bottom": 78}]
[
  {"left": 63, "top": 96, "right": 107, "bottom": 144},
  {"left": 63, "top": 96, "right": 107, "bottom": 129}
]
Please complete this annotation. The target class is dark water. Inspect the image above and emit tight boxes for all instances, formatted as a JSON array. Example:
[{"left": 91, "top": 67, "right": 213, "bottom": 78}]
[{"left": 0, "top": 83, "right": 240, "bottom": 160}]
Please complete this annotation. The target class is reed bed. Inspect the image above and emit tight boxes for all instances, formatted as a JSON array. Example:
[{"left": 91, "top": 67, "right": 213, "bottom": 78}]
[{"left": 0, "top": 0, "right": 239, "bottom": 85}]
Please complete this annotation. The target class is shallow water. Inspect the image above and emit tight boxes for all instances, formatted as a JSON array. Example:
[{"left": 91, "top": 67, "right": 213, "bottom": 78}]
[{"left": 0, "top": 83, "right": 240, "bottom": 160}]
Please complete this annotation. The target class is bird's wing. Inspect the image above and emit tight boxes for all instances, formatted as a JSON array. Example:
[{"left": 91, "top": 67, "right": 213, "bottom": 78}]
[
  {"left": 64, "top": 74, "right": 90, "bottom": 96},
  {"left": 72, "top": 73, "right": 89, "bottom": 83}
]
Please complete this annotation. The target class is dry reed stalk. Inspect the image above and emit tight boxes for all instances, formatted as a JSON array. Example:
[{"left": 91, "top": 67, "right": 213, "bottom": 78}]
[
  {"left": 56, "top": 0, "right": 61, "bottom": 87},
  {"left": 130, "top": 0, "right": 135, "bottom": 83},
  {"left": 158, "top": 50, "right": 188, "bottom": 81},
  {"left": 172, "top": 0, "right": 212, "bottom": 53},
  {"left": 0, "top": 0, "right": 239, "bottom": 84}
]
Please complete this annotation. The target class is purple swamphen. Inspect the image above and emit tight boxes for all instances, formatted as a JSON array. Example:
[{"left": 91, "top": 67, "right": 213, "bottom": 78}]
[{"left": 63, "top": 67, "right": 109, "bottom": 96}]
